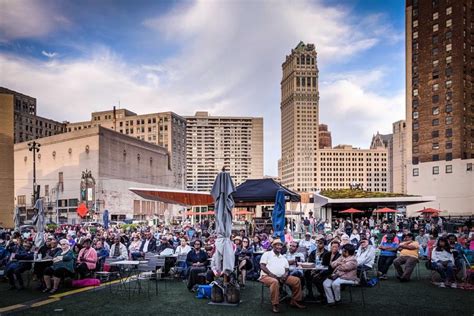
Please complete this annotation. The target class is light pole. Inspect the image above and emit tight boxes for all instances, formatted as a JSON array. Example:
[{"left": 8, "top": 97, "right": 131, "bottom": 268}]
[{"left": 28, "top": 141, "right": 41, "bottom": 203}]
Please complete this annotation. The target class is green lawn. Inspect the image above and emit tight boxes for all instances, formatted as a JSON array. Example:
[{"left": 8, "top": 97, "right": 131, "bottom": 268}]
[{"left": 1, "top": 266, "right": 473, "bottom": 315}]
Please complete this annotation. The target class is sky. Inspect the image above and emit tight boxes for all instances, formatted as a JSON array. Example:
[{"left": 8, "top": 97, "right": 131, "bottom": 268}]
[{"left": 0, "top": 0, "right": 406, "bottom": 176}]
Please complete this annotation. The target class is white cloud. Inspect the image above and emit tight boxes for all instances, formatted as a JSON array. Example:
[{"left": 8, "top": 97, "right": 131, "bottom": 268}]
[
  {"left": 0, "top": 0, "right": 70, "bottom": 41},
  {"left": 0, "top": 0, "right": 404, "bottom": 176},
  {"left": 41, "top": 51, "right": 58, "bottom": 58}
]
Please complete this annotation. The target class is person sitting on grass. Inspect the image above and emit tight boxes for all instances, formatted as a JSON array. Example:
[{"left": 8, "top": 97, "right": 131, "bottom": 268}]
[
  {"left": 377, "top": 234, "right": 398, "bottom": 280},
  {"left": 431, "top": 237, "right": 456, "bottom": 288},
  {"left": 5, "top": 240, "right": 34, "bottom": 290},
  {"left": 393, "top": 233, "right": 419, "bottom": 282},
  {"left": 259, "top": 238, "right": 306, "bottom": 313},
  {"left": 186, "top": 239, "right": 208, "bottom": 291},
  {"left": 76, "top": 238, "right": 97, "bottom": 278},
  {"left": 43, "top": 239, "right": 75, "bottom": 294},
  {"left": 323, "top": 244, "right": 358, "bottom": 307}
]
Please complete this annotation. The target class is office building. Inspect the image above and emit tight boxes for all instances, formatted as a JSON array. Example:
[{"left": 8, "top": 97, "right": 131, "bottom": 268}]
[
  {"left": 280, "top": 41, "right": 319, "bottom": 192},
  {"left": 185, "top": 112, "right": 263, "bottom": 191},
  {"left": 318, "top": 124, "right": 332, "bottom": 149},
  {"left": 406, "top": 0, "right": 474, "bottom": 215},
  {"left": 66, "top": 109, "right": 187, "bottom": 189}
]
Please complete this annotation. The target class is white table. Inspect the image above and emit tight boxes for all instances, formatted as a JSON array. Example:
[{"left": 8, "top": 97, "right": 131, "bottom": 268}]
[{"left": 109, "top": 260, "right": 148, "bottom": 297}]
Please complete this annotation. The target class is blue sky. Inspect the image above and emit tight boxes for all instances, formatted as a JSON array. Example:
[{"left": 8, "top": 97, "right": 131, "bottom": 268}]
[{"left": 0, "top": 0, "right": 406, "bottom": 176}]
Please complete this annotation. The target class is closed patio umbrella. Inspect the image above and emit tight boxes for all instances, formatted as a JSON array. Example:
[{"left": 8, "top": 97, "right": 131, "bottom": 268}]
[
  {"left": 272, "top": 190, "right": 286, "bottom": 243},
  {"left": 33, "top": 199, "right": 45, "bottom": 249},
  {"left": 103, "top": 209, "right": 109, "bottom": 229},
  {"left": 211, "top": 170, "right": 236, "bottom": 274},
  {"left": 13, "top": 206, "right": 20, "bottom": 231}
]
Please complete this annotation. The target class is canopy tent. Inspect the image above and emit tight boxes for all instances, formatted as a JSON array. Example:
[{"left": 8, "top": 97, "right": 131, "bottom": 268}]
[{"left": 232, "top": 178, "right": 300, "bottom": 205}]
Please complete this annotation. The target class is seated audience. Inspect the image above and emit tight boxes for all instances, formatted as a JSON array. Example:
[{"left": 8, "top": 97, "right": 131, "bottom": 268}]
[
  {"left": 236, "top": 237, "right": 253, "bottom": 287},
  {"left": 76, "top": 239, "right": 97, "bottom": 278},
  {"left": 323, "top": 244, "right": 358, "bottom": 306},
  {"left": 260, "top": 239, "right": 306, "bottom": 313},
  {"left": 186, "top": 239, "right": 208, "bottom": 291},
  {"left": 431, "top": 237, "right": 456, "bottom": 288},
  {"left": 393, "top": 233, "right": 420, "bottom": 282},
  {"left": 43, "top": 239, "right": 75, "bottom": 294},
  {"left": 355, "top": 238, "right": 375, "bottom": 284},
  {"left": 377, "top": 234, "right": 398, "bottom": 280},
  {"left": 109, "top": 236, "right": 128, "bottom": 260},
  {"left": 6, "top": 240, "right": 34, "bottom": 290}
]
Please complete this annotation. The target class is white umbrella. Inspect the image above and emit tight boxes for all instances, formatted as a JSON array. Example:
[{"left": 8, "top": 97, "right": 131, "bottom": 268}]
[
  {"left": 211, "top": 171, "right": 236, "bottom": 274},
  {"left": 33, "top": 199, "right": 45, "bottom": 249}
]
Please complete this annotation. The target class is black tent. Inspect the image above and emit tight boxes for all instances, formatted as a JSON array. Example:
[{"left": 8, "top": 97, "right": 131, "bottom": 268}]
[{"left": 232, "top": 179, "right": 300, "bottom": 204}]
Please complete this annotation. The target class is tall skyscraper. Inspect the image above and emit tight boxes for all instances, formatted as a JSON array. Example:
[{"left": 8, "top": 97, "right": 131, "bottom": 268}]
[
  {"left": 185, "top": 112, "right": 263, "bottom": 192},
  {"left": 280, "top": 42, "right": 319, "bottom": 192},
  {"left": 406, "top": 0, "right": 473, "bottom": 215}
]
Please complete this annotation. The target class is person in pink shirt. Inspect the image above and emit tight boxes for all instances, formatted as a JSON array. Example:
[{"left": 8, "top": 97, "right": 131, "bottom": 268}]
[
  {"left": 76, "top": 239, "right": 97, "bottom": 278},
  {"left": 284, "top": 229, "right": 294, "bottom": 243}
]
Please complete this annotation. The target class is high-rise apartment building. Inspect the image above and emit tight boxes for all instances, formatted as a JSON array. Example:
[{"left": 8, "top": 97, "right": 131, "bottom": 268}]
[
  {"left": 185, "top": 112, "right": 263, "bottom": 192},
  {"left": 316, "top": 145, "right": 390, "bottom": 191},
  {"left": 66, "top": 109, "right": 186, "bottom": 189},
  {"left": 0, "top": 87, "right": 66, "bottom": 143},
  {"left": 280, "top": 42, "right": 319, "bottom": 192},
  {"left": 406, "top": 0, "right": 474, "bottom": 215},
  {"left": 318, "top": 124, "right": 332, "bottom": 149}
]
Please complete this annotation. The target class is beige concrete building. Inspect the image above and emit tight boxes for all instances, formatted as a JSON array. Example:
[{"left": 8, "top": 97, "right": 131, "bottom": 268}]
[
  {"left": 185, "top": 112, "right": 263, "bottom": 192},
  {"left": 0, "top": 87, "right": 66, "bottom": 143},
  {"left": 14, "top": 126, "right": 176, "bottom": 223},
  {"left": 66, "top": 108, "right": 187, "bottom": 189},
  {"left": 392, "top": 120, "right": 408, "bottom": 194},
  {"left": 316, "top": 145, "right": 390, "bottom": 192},
  {"left": 280, "top": 41, "right": 319, "bottom": 192},
  {"left": 0, "top": 94, "right": 15, "bottom": 228},
  {"left": 405, "top": 0, "right": 473, "bottom": 216}
]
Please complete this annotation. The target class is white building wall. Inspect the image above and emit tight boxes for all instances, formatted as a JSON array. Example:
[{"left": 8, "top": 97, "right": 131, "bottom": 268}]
[{"left": 407, "top": 158, "right": 474, "bottom": 216}]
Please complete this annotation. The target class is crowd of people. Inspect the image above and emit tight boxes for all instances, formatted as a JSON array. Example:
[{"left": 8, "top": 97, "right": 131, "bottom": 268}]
[{"left": 0, "top": 214, "right": 473, "bottom": 313}]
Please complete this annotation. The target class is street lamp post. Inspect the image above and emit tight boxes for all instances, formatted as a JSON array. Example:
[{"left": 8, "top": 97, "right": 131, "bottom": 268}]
[{"left": 28, "top": 141, "right": 41, "bottom": 203}]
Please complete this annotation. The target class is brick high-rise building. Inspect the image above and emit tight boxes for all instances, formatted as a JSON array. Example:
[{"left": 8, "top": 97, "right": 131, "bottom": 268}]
[
  {"left": 280, "top": 41, "right": 319, "bottom": 192},
  {"left": 318, "top": 124, "right": 332, "bottom": 149},
  {"left": 406, "top": 0, "right": 474, "bottom": 215}
]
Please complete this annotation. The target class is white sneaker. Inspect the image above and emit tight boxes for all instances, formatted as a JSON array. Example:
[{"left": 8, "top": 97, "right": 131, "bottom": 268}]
[
  {"left": 438, "top": 283, "right": 446, "bottom": 288},
  {"left": 450, "top": 283, "right": 457, "bottom": 289}
]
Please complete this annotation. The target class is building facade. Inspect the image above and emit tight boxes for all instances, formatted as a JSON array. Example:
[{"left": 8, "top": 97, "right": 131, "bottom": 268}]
[
  {"left": 392, "top": 120, "right": 408, "bottom": 194},
  {"left": 66, "top": 108, "right": 187, "bottom": 189},
  {"left": 0, "top": 94, "right": 15, "bottom": 227},
  {"left": 14, "top": 127, "right": 176, "bottom": 223},
  {"left": 406, "top": 0, "right": 474, "bottom": 215},
  {"left": 318, "top": 124, "right": 332, "bottom": 149},
  {"left": 280, "top": 41, "right": 319, "bottom": 192},
  {"left": 0, "top": 87, "right": 66, "bottom": 144},
  {"left": 316, "top": 145, "right": 390, "bottom": 192},
  {"left": 185, "top": 112, "right": 263, "bottom": 192}
]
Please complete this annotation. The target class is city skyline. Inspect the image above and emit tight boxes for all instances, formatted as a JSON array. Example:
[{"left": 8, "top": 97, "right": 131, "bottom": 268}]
[{"left": 0, "top": 0, "right": 406, "bottom": 176}]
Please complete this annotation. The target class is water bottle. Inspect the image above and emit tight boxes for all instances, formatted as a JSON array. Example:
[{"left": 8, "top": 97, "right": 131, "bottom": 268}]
[{"left": 315, "top": 257, "right": 320, "bottom": 267}]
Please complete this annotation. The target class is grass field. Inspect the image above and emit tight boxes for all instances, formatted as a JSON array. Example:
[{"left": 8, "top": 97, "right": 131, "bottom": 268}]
[{"left": 1, "top": 265, "right": 473, "bottom": 316}]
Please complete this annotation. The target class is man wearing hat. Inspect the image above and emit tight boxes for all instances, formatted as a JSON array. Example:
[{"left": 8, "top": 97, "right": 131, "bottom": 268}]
[
  {"left": 260, "top": 238, "right": 306, "bottom": 313},
  {"left": 299, "top": 232, "right": 315, "bottom": 254}
]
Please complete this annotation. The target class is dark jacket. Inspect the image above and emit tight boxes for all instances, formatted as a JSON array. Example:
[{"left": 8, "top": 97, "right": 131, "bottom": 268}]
[
  {"left": 308, "top": 248, "right": 328, "bottom": 264},
  {"left": 186, "top": 249, "right": 208, "bottom": 267},
  {"left": 322, "top": 251, "right": 341, "bottom": 273},
  {"left": 139, "top": 238, "right": 157, "bottom": 253},
  {"left": 156, "top": 241, "right": 173, "bottom": 255}
]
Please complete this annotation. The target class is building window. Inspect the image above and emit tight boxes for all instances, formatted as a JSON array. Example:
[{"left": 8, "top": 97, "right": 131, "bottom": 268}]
[
  {"left": 432, "top": 142, "right": 440, "bottom": 150},
  {"left": 467, "top": 163, "right": 473, "bottom": 171},
  {"left": 446, "top": 56, "right": 452, "bottom": 64},
  {"left": 446, "top": 44, "right": 452, "bottom": 52},
  {"left": 446, "top": 142, "right": 452, "bottom": 149},
  {"left": 433, "top": 24, "right": 439, "bottom": 32},
  {"left": 446, "top": 6, "right": 452, "bottom": 15},
  {"left": 446, "top": 31, "right": 452, "bottom": 39},
  {"left": 432, "top": 95, "right": 439, "bottom": 103},
  {"left": 432, "top": 84, "right": 439, "bottom": 91},
  {"left": 446, "top": 165, "right": 453, "bottom": 173},
  {"left": 432, "top": 12, "right": 438, "bottom": 20},
  {"left": 413, "top": 31, "right": 418, "bottom": 39},
  {"left": 413, "top": 122, "right": 419, "bottom": 130},
  {"left": 446, "top": 116, "right": 453, "bottom": 124},
  {"left": 432, "top": 107, "right": 440, "bottom": 115},
  {"left": 413, "top": 111, "right": 419, "bottom": 119},
  {"left": 432, "top": 119, "right": 439, "bottom": 126},
  {"left": 446, "top": 19, "right": 452, "bottom": 27},
  {"left": 432, "top": 60, "right": 439, "bottom": 67},
  {"left": 433, "top": 154, "right": 440, "bottom": 161},
  {"left": 413, "top": 20, "right": 418, "bottom": 27},
  {"left": 446, "top": 152, "right": 453, "bottom": 161},
  {"left": 446, "top": 80, "right": 452, "bottom": 88},
  {"left": 413, "top": 168, "right": 419, "bottom": 176},
  {"left": 432, "top": 130, "right": 439, "bottom": 138},
  {"left": 412, "top": 156, "right": 419, "bottom": 164},
  {"left": 446, "top": 128, "right": 453, "bottom": 137},
  {"left": 432, "top": 166, "right": 439, "bottom": 174}
]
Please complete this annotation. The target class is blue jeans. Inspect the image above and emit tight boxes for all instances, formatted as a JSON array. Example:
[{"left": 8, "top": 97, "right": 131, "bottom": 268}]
[{"left": 432, "top": 261, "right": 455, "bottom": 282}]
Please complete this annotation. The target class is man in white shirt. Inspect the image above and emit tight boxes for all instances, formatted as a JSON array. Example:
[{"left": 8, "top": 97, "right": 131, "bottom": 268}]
[
  {"left": 260, "top": 239, "right": 305, "bottom": 313},
  {"left": 355, "top": 238, "right": 375, "bottom": 284},
  {"left": 284, "top": 241, "right": 305, "bottom": 277},
  {"left": 299, "top": 233, "right": 314, "bottom": 254}
]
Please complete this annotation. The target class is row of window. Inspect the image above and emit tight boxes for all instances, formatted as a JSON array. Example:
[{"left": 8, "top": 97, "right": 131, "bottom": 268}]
[{"left": 413, "top": 163, "right": 473, "bottom": 176}]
